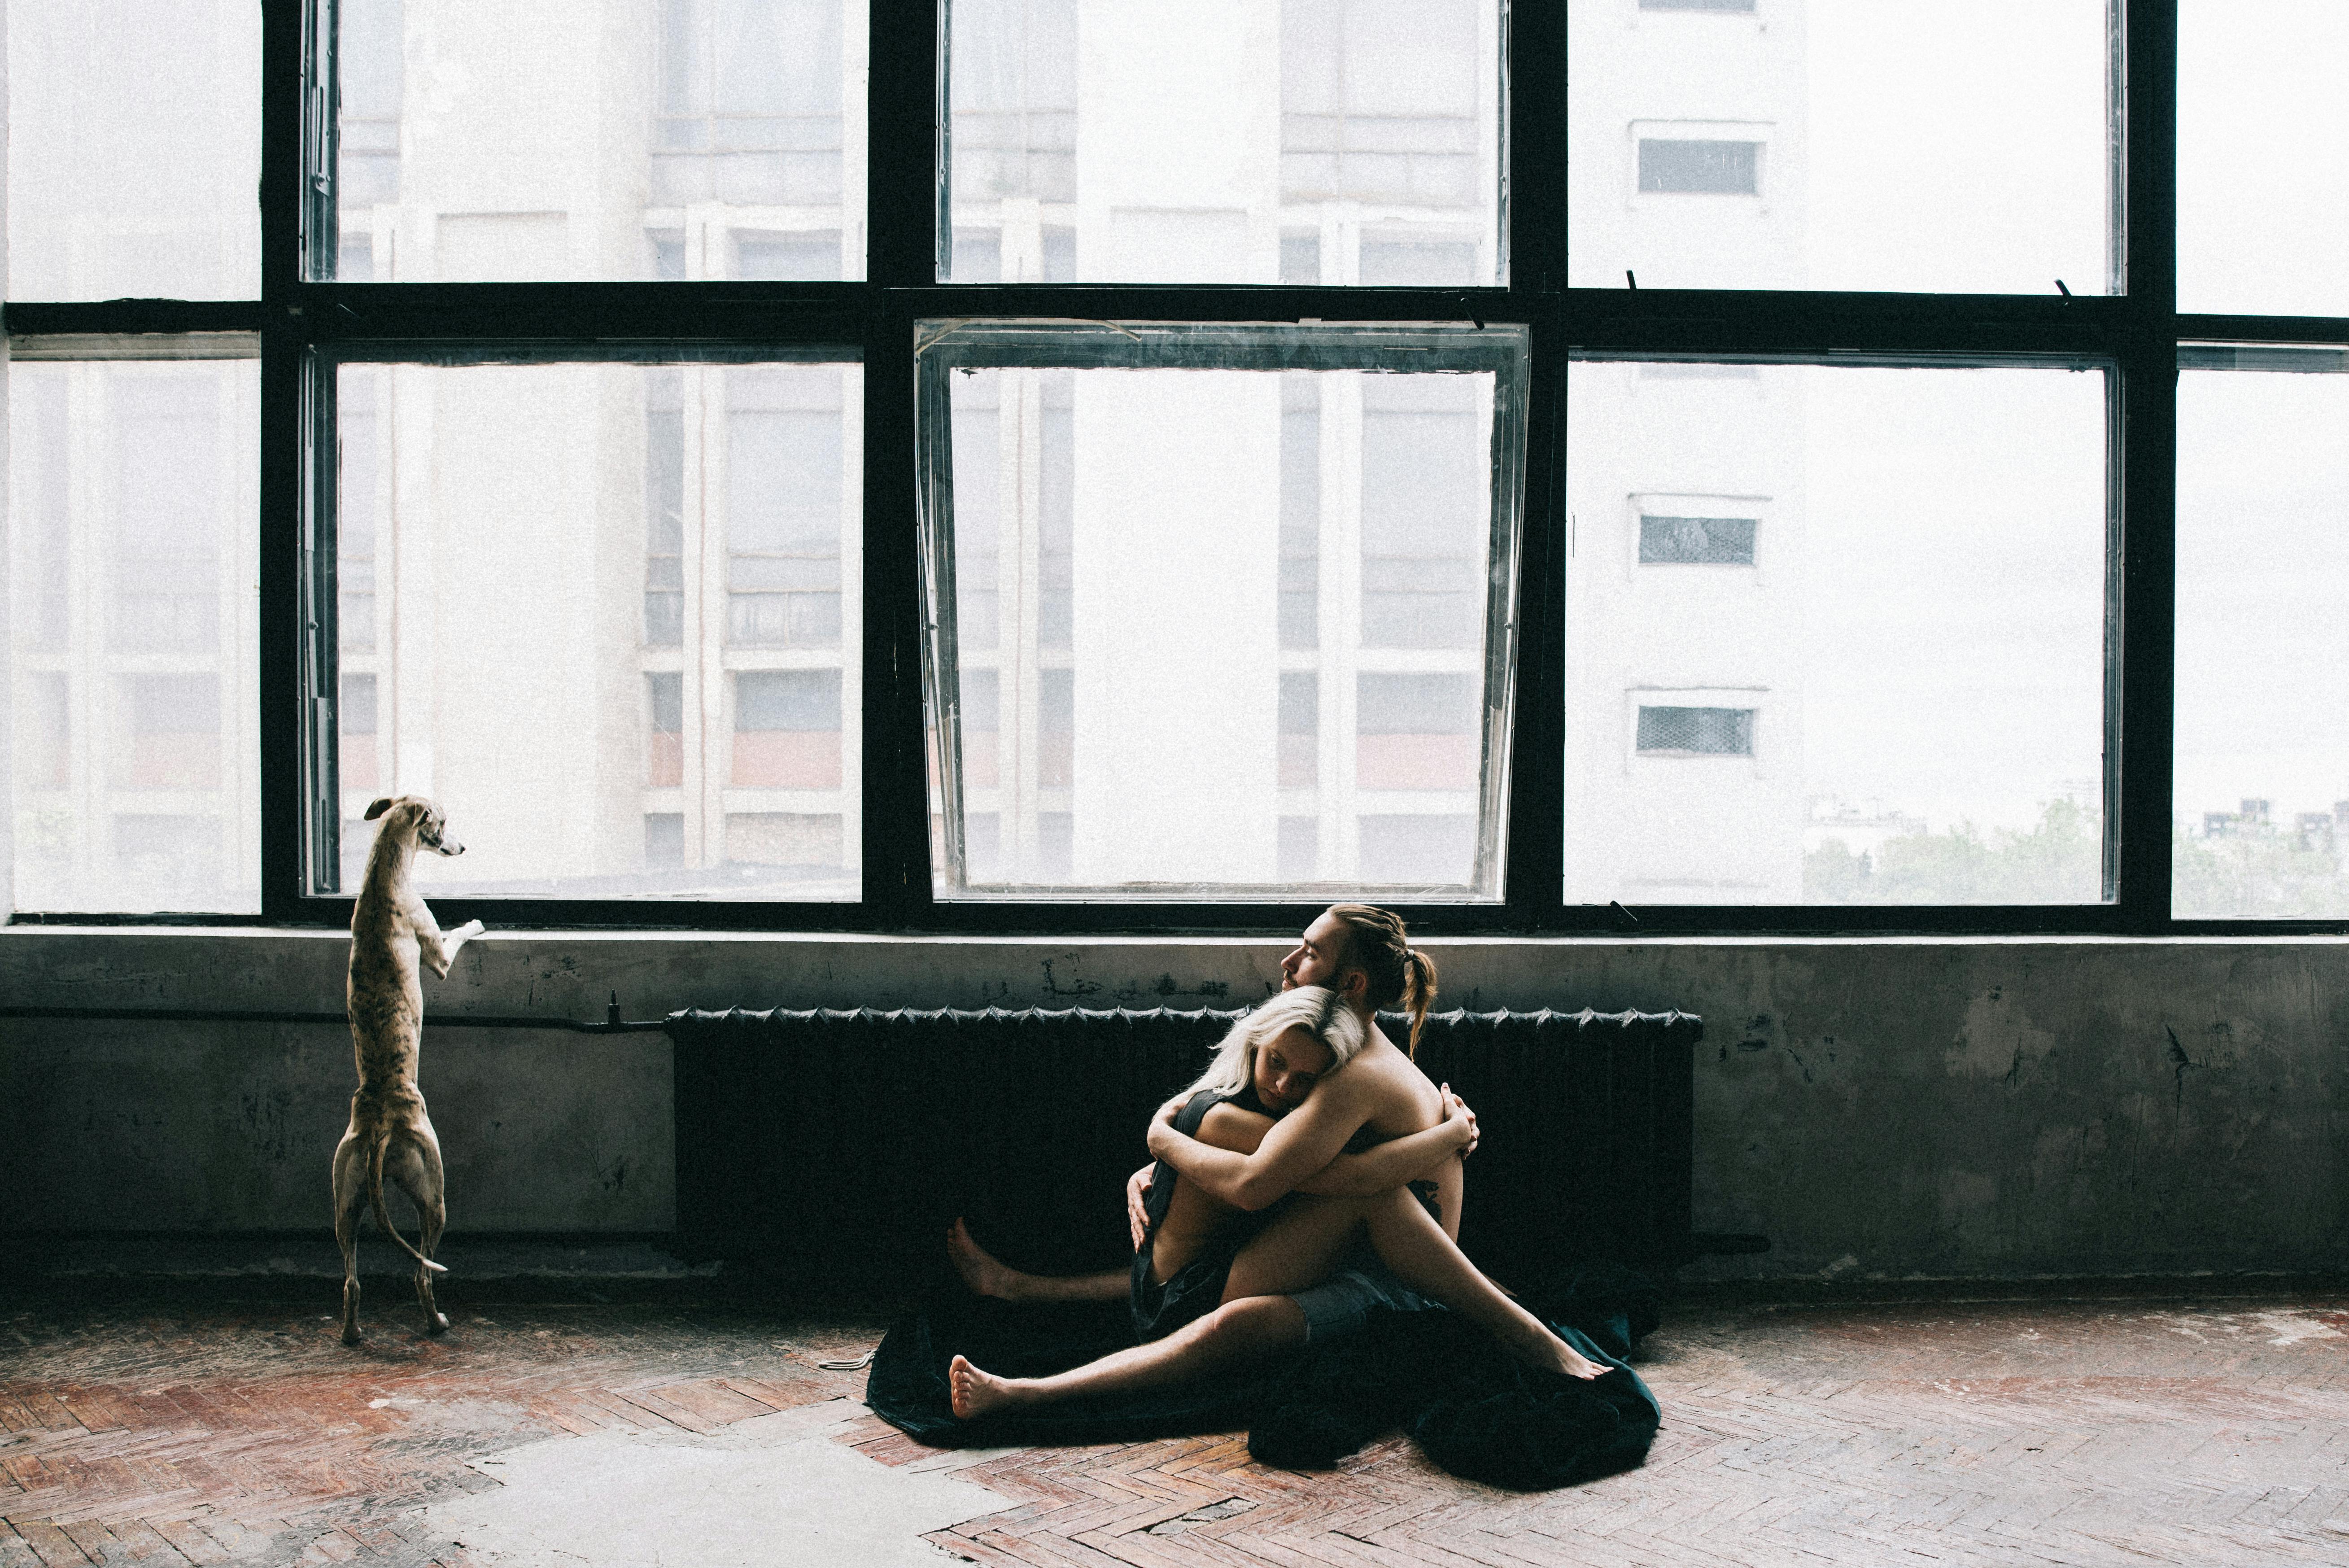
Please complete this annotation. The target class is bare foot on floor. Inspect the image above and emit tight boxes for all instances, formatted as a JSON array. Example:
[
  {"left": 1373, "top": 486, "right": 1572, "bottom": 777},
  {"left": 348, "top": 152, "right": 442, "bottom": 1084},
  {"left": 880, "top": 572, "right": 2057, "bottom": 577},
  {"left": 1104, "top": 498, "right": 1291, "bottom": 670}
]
[
  {"left": 948, "top": 1354, "right": 1026, "bottom": 1419},
  {"left": 1511, "top": 1323, "right": 1608, "bottom": 1381},
  {"left": 947, "top": 1218, "right": 1029, "bottom": 1300}
]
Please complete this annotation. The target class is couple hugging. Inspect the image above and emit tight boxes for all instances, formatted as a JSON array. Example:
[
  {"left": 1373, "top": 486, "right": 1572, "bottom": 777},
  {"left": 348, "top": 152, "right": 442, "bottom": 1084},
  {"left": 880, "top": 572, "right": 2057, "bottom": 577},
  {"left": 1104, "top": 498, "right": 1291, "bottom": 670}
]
[{"left": 944, "top": 902, "right": 1611, "bottom": 1420}]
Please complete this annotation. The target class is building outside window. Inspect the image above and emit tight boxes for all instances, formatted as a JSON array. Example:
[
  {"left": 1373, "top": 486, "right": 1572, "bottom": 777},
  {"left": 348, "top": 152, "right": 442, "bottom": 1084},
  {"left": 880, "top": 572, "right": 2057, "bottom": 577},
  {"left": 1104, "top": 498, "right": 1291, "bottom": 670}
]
[{"left": 943, "top": 0, "right": 1502, "bottom": 286}]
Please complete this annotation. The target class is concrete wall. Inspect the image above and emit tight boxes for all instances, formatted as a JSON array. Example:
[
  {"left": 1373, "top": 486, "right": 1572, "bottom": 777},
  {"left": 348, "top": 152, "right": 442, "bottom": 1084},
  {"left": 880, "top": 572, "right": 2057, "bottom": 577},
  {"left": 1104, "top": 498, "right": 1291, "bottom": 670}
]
[{"left": 4, "top": 928, "right": 2343, "bottom": 1282}]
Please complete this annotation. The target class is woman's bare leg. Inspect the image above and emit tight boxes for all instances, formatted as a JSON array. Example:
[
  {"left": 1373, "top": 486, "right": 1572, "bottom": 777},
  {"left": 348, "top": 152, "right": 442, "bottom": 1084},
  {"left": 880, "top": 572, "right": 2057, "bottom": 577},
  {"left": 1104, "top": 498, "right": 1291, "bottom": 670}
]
[
  {"left": 953, "top": 1103, "right": 1280, "bottom": 1301},
  {"left": 951, "top": 1294, "right": 1305, "bottom": 1418},
  {"left": 951, "top": 1191, "right": 1604, "bottom": 1419},
  {"left": 1222, "top": 1190, "right": 1607, "bottom": 1380},
  {"left": 1220, "top": 1192, "right": 1389, "bottom": 1298},
  {"left": 1354, "top": 1189, "right": 1608, "bottom": 1379},
  {"left": 947, "top": 1219, "right": 1129, "bottom": 1302}
]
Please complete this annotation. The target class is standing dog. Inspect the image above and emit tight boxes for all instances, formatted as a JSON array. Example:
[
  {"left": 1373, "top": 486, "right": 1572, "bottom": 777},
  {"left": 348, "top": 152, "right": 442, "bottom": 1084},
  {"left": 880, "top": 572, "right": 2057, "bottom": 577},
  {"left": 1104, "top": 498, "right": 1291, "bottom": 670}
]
[{"left": 334, "top": 795, "right": 485, "bottom": 1345}]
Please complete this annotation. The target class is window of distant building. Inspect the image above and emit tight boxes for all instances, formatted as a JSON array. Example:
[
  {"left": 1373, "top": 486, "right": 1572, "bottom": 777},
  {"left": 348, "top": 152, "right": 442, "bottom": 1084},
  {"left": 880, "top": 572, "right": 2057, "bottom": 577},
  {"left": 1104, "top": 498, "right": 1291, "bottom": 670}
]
[
  {"left": 1637, "top": 137, "right": 1762, "bottom": 197},
  {"left": 1636, "top": 704, "right": 1756, "bottom": 757},
  {"left": 1619, "top": 492, "right": 1771, "bottom": 578},
  {"left": 1639, "top": 515, "right": 1758, "bottom": 566}
]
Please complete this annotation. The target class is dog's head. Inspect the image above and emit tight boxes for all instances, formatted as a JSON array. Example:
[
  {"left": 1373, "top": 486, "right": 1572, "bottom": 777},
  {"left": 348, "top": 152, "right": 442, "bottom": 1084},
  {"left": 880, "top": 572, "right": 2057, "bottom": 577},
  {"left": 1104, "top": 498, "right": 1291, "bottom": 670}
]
[{"left": 363, "top": 795, "right": 466, "bottom": 856}]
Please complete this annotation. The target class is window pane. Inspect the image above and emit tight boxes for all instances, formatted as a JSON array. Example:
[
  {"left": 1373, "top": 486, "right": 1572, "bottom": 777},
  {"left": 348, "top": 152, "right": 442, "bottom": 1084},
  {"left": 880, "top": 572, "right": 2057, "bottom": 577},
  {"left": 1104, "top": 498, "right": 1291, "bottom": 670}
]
[
  {"left": 921, "top": 322, "right": 1523, "bottom": 899},
  {"left": 6, "top": 1, "right": 261, "bottom": 299},
  {"left": 1641, "top": 514, "right": 1756, "bottom": 565},
  {"left": 8, "top": 354, "right": 261, "bottom": 913},
  {"left": 2179, "top": 4, "right": 2349, "bottom": 316},
  {"left": 943, "top": 0, "right": 1503, "bottom": 284},
  {"left": 328, "top": 0, "right": 867, "bottom": 281},
  {"left": 1565, "top": 360, "right": 2108, "bottom": 905},
  {"left": 2175, "top": 357, "right": 2349, "bottom": 917},
  {"left": 329, "top": 358, "right": 861, "bottom": 900},
  {"left": 1568, "top": 0, "right": 2112, "bottom": 293}
]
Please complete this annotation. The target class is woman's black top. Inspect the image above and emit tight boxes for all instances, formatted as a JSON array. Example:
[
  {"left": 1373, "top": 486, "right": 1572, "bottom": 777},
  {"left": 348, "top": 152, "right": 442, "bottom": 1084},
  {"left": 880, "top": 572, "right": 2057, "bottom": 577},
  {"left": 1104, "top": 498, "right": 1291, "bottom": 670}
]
[{"left": 1128, "top": 1085, "right": 1275, "bottom": 1341}]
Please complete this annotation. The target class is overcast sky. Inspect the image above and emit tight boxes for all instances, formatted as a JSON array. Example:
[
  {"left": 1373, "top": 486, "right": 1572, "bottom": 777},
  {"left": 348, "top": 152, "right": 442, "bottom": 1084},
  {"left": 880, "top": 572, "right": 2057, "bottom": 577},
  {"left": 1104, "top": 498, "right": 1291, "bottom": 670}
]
[{"left": 1784, "top": 2, "right": 2345, "bottom": 830}]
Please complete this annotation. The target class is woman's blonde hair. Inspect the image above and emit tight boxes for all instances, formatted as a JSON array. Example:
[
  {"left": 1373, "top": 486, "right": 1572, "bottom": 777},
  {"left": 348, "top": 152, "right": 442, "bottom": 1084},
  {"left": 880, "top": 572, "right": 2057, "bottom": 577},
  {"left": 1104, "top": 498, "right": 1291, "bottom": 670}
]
[
  {"left": 1323, "top": 903, "right": 1440, "bottom": 1057},
  {"left": 1184, "top": 985, "right": 1367, "bottom": 1102}
]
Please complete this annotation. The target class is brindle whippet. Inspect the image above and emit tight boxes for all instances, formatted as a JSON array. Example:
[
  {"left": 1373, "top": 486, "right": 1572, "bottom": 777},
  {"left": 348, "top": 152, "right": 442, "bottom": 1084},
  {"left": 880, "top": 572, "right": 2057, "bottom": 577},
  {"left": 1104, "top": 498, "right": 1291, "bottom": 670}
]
[{"left": 334, "top": 795, "right": 485, "bottom": 1345}]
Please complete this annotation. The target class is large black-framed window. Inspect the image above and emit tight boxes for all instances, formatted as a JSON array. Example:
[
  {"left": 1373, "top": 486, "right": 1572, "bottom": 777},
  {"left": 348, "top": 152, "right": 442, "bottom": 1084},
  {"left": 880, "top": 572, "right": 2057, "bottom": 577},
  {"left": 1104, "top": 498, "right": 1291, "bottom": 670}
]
[{"left": 9, "top": 1, "right": 2348, "bottom": 936}]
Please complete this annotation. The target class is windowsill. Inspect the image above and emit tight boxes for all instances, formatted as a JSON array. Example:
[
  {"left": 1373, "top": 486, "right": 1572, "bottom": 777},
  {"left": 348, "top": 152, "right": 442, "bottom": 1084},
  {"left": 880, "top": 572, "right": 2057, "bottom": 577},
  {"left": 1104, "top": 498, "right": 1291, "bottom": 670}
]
[
  {"left": 5, "top": 924, "right": 2341, "bottom": 1029},
  {"left": 6, "top": 924, "right": 2348, "bottom": 948}
]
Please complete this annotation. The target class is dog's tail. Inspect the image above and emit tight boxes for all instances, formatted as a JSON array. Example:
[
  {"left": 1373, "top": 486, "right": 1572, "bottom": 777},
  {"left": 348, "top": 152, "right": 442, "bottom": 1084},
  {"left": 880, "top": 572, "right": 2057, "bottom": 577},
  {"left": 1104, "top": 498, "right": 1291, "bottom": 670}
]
[{"left": 369, "top": 1128, "right": 450, "bottom": 1275}]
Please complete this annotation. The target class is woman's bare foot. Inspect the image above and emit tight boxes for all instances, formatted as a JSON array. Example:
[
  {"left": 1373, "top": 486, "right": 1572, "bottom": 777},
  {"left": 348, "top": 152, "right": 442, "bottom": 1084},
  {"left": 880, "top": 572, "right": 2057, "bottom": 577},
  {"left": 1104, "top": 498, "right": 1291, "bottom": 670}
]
[
  {"left": 947, "top": 1218, "right": 1030, "bottom": 1300},
  {"left": 945, "top": 1219, "right": 1134, "bottom": 1305},
  {"left": 1528, "top": 1330, "right": 1610, "bottom": 1382},
  {"left": 948, "top": 1354, "right": 1030, "bottom": 1419}
]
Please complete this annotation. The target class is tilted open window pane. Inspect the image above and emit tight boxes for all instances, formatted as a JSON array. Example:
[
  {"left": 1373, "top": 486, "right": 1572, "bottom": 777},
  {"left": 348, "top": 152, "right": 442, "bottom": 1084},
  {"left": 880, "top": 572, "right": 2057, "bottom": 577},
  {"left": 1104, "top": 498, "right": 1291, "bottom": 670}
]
[
  {"left": 319, "top": 355, "right": 861, "bottom": 900},
  {"left": 917, "top": 322, "right": 1525, "bottom": 900},
  {"left": 323, "top": 0, "right": 867, "bottom": 282},
  {"left": 2175, "top": 351, "right": 2349, "bottom": 917},
  {"left": 1565, "top": 359, "right": 2110, "bottom": 905},
  {"left": 1567, "top": 0, "right": 2114, "bottom": 293},
  {"left": 942, "top": 0, "right": 1504, "bottom": 284},
  {"left": 2179, "top": 4, "right": 2349, "bottom": 317},
  {"left": 6, "top": 0, "right": 260, "bottom": 300},
  {"left": 8, "top": 347, "right": 262, "bottom": 913}
]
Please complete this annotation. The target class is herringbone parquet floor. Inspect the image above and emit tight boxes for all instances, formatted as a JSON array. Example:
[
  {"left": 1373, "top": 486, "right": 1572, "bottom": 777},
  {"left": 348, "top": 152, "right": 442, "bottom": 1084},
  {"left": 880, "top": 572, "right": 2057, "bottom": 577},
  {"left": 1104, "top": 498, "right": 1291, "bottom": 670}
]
[{"left": 4, "top": 1282, "right": 2345, "bottom": 1567}]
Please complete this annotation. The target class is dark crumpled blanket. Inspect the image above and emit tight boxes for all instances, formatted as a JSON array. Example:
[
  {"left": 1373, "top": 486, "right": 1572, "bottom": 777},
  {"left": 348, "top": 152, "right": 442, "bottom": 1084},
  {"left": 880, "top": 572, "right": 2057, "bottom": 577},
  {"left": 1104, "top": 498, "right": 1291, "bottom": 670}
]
[{"left": 866, "top": 1267, "right": 1664, "bottom": 1490}]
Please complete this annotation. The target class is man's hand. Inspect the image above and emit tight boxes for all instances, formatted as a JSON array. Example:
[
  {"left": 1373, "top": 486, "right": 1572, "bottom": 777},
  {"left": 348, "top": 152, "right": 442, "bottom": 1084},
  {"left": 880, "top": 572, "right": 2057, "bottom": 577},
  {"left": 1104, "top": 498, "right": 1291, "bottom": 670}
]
[
  {"left": 1441, "top": 1083, "right": 1480, "bottom": 1160},
  {"left": 1125, "top": 1162, "right": 1155, "bottom": 1249}
]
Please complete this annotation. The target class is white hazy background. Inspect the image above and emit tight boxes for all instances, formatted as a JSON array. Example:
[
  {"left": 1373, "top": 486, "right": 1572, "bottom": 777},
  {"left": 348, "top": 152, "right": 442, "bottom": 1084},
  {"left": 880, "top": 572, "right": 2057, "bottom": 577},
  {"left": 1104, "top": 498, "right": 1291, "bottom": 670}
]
[
  {"left": 1804, "top": 0, "right": 2109, "bottom": 297},
  {"left": 1793, "top": 2, "right": 2349, "bottom": 859},
  {"left": 1798, "top": 366, "right": 2107, "bottom": 837},
  {"left": 2172, "top": 4, "right": 2349, "bottom": 888}
]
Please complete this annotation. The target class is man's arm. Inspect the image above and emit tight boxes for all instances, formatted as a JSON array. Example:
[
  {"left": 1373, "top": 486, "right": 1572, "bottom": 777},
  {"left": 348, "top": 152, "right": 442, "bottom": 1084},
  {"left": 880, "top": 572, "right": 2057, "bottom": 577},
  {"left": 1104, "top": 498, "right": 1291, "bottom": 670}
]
[
  {"left": 1135, "top": 1086, "right": 1475, "bottom": 1236},
  {"left": 1292, "top": 1088, "right": 1476, "bottom": 1196},
  {"left": 1146, "top": 1074, "right": 1386, "bottom": 1211}
]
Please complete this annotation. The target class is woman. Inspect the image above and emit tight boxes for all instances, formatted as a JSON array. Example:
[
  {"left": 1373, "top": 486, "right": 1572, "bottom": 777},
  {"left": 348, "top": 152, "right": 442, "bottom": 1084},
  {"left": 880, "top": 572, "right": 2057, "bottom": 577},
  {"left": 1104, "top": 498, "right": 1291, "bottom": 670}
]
[
  {"left": 948, "top": 983, "right": 1467, "bottom": 1311},
  {"left": 948, "top": 905, "right": 1607, "bottom": 1419}
]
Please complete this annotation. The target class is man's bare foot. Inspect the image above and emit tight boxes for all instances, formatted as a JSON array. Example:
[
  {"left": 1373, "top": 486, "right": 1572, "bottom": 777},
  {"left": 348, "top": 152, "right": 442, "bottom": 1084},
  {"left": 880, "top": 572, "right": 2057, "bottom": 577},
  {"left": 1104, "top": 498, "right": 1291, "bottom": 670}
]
[
  {"left": 948, "top": 1354, "right": 1029, "bottom": 1419},
  {"left": 948, "top": 1218, "right": 1031, "bottom": 1300}
]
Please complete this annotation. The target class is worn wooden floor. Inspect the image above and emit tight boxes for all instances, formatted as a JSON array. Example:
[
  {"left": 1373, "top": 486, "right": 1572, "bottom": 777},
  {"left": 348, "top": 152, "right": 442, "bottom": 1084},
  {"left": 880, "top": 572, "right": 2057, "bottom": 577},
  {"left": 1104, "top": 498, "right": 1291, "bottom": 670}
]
[{"left": 4, "top": 1281, "right": 2345, "bottom": 1567}]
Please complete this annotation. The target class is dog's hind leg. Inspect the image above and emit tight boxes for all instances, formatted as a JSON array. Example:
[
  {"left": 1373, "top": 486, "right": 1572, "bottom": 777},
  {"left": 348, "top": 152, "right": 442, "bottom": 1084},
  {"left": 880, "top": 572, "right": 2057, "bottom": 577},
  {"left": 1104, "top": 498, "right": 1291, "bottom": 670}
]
[
  {"left": 387, "top": 1122, "right": 451, "bottom": 1334},
  {"left": 332, "top": 1125, "right": 370, "bottom": 1345}
]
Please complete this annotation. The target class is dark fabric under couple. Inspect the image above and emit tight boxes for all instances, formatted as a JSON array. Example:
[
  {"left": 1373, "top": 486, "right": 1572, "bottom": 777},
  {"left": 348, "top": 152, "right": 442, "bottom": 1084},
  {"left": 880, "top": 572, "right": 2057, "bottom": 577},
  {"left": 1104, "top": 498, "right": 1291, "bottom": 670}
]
[{"left": 869, "top": 1263, "right": 1662, "bottom": 1489}]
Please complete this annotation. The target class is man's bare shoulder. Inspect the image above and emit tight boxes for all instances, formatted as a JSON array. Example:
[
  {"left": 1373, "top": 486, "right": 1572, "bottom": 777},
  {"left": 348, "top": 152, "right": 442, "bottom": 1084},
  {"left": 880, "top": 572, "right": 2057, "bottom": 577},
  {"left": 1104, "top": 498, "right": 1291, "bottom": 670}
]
[
  {"left": 1290, "top": 1054, "right": 1385, "bottom": 1118},
  {"left": 1349, "top": 1040, "right": 1441, "bottom": 1118},
  {"left": 1366, "top": 1033, "right": 1430, "bottom": 1074}
]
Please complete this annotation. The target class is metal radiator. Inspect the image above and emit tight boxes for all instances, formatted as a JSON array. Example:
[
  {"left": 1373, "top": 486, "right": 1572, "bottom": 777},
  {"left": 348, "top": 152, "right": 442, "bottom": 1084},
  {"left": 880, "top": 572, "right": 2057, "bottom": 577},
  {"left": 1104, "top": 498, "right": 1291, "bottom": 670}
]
[{"left": 668, "top": 1005, "right": 1703, "bottom": 1288}]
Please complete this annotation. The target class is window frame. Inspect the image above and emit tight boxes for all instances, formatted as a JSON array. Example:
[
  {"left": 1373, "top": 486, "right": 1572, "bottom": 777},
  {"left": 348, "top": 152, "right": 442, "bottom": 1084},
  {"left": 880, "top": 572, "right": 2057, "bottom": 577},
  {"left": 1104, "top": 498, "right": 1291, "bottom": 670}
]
[
  {"left": 911, "top": 318, "right": 1530, "bottom": 903},
  {"left": 297, "top": 339, "right": 872, "bottom": 910},
  {"left": 13, "top": 0, "right": 2348, "bottom": 935}
]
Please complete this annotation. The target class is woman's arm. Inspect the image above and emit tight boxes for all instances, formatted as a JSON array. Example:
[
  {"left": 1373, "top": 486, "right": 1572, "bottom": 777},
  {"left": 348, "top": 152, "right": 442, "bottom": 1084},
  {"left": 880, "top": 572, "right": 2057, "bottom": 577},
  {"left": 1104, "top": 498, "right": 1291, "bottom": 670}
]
[
  {"left": 1292, "top": 1088, "right": 1476, "bottom": 1196},
  {"left": 1145, "top": 1072, "right": 1387, "bottom": 1211}
]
